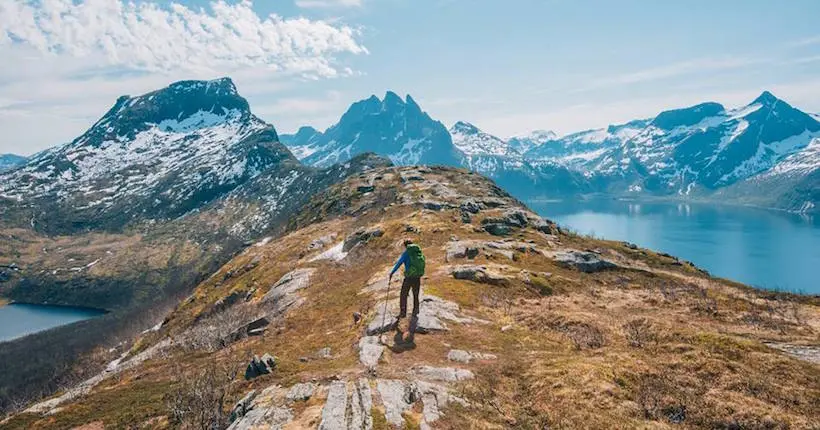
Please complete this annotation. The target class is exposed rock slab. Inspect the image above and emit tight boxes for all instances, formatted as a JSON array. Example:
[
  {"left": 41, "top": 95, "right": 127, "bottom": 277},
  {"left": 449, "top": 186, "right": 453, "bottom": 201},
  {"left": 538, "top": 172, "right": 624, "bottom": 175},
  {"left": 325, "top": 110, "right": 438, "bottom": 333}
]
[
  {"left": 766, "top": 342, "right": 820, "bottom": 364},
  {"left": 376, "top": 379, "right": 417, "bottom": 428},
  {"left": 349, "top": 378, "right": 374, "bottom": 430},
  {"left": 413, "top": 366, "right": 474, "bottom": 382},
  {"left": 286, "top": 383, "right": 315, "bottom": 401},
  {"left": 262, "top": 268, "right": 315, "bottom": 316},
  {"left": 358, "top": 336, "right": 384, "bottom": 368},
  {"left": 447, "top": 349, "right": 497, "bottom": 363},
  {"left": 319, "top": 381, "right": 348, "bottom": 430}
]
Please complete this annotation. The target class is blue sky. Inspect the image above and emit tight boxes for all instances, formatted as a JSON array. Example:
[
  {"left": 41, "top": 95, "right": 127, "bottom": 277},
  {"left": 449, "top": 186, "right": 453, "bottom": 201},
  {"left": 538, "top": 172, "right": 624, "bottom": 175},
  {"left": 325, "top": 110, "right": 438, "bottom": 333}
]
[{"left": 1, "top": 0, "right": 820, "bottom": 154}]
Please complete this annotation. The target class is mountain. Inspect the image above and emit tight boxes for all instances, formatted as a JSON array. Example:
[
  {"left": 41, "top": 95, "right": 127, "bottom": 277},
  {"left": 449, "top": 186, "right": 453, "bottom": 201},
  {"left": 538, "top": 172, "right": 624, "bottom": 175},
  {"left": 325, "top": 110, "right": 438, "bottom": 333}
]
[
  {"left": 7, "top": 164, "right": 818, "bottom": 429},
  {"left": 282, "top": 96, "right": 589, "bottom": 198},
  {"left": 508, "top": 129, "right": 558, "bottom": 154},
  {"left": 449, "top": 121, "right": 590, "bottom": 196},
  {"left": 0, "top": 78, "right": 391, "bottom": 412},
  {"left": 290, "top": 92, "right": 461, "bottom": 168},
  {"left": 519, "top": 92, "right": 820, "bottom": 211},
  {"left": 450, "top": 121, "right": 513, "bottom": 157},
  {"left": 0, "top": 154, "right": 26, "bottom": 172},
  {"left": 0, "top": 78, "right": 301, "bottom": 232},
  {"left": 279, "top": 126, "right": 324, "bottom": 159}
]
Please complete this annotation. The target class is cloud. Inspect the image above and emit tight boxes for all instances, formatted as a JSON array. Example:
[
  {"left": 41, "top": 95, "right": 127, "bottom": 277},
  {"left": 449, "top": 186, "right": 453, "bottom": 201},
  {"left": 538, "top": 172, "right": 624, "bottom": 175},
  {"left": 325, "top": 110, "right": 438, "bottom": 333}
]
[
  {"left": 571, "top": 57, "right": 765, "bottom": 93},
  {"left": 0, "top": 0, "right": 367, "bottom": 78},
  {"left": 789, "top": 35, "right": 820, "bottom": 47},
  {"left": 0, "top": 0, "right": 369, "bottom": 154},
  {"left": 296, "top": 0, "right": 363, "bottom": 8}
]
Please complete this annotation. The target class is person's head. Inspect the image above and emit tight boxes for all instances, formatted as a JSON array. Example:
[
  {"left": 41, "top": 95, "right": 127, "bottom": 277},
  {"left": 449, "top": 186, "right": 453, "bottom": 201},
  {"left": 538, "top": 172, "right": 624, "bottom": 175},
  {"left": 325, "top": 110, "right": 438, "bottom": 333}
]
[{"left": 403, "top": 238, "right": 414, "bottom": 248}]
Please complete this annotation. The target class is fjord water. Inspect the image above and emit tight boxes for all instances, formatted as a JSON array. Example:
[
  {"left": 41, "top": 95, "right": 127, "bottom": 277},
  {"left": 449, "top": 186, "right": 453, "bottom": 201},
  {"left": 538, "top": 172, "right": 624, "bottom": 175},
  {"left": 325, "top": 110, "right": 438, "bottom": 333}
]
[
  {"left": 0, "top": 303, "right": 106, "bottom": 342},
  {"left": 528, "top": 199, "right": 820, "bottom": 295}
]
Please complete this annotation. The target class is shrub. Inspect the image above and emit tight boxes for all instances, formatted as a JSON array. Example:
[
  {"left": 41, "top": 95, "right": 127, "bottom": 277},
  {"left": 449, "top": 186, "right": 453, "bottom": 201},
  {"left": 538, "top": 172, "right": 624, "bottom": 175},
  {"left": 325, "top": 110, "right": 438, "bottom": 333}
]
[{"left": 622, "top": 318, "right": 657, "bottom": 348}]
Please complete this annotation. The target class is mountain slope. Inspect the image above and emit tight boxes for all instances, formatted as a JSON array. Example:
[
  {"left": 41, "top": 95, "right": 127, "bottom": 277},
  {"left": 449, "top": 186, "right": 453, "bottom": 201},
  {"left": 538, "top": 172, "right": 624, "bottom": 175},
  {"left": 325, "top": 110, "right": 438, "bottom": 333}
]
[
  {"left": 0, "top": 78, "right": 296, "bottom": 233},
  {"left": 0, "top": 154, "right": 26, "bottom": 172},
  {"left": 291, "top": 92, "right": 462, "bottom": 168},
  {"left": 6, "top": 165, "right": 818, "bottom": 429}
]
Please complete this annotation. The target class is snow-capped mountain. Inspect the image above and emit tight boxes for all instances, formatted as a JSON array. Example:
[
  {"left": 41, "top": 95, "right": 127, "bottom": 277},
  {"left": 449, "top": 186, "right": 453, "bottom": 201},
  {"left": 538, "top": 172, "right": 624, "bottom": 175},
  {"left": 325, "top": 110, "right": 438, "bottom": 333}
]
[
  {"left": 507, "top": 130, "right": 558, "bottom": 154},
  {"left": 0, "top": 154, "right": 26, "bottom": 172},
  {"left": 0, "top": 78, "right": 299, "bottom": 231},
  {"left": 450, "top": 121, "right": 513, "bottom": 156},
  {"left": 282, "top": 92, "right": 461, "bottom": 168}
]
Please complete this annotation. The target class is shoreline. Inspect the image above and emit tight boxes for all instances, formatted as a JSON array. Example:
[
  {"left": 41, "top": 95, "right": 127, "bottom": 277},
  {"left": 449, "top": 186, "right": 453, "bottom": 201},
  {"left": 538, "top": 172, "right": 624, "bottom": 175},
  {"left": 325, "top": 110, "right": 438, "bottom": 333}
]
[
  {"left": 524, "top": 193, "right": 817, "bottom": 218},
  {"left": 0, "top": 300, "right": 109, "bottom": 314}
]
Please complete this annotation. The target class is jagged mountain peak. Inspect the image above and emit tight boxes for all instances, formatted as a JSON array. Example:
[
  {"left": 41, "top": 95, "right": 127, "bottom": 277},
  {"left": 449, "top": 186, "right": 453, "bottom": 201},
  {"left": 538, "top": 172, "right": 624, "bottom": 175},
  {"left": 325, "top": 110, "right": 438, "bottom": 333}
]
[
  {"left": 752, "top": 90, "right": 781, "bottom": 107},
  {"left": 452, "top": 121, "right": 481, "bottom": 134}
]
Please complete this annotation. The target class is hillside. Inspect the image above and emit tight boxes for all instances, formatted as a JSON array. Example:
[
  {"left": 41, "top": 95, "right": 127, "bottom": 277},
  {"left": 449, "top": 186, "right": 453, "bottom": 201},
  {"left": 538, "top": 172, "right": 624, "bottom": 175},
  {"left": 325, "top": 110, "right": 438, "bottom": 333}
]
[{"left": 5, "top": 165, "right": 818, "bottom": 429}]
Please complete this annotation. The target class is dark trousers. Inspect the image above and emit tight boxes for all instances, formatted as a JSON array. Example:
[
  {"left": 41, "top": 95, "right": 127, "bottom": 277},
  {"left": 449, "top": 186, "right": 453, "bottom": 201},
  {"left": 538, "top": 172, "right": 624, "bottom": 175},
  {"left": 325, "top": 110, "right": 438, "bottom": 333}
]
[{"left": 399, "top": 276, "right": 421, "bottom": 318}]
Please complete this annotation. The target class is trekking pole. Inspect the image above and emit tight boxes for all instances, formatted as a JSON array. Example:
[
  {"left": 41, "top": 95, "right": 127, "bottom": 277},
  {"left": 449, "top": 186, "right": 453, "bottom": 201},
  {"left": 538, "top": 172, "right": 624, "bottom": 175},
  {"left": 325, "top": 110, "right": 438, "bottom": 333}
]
[{"left": 379, "top": 275, "right": 392, "bottom": 345}]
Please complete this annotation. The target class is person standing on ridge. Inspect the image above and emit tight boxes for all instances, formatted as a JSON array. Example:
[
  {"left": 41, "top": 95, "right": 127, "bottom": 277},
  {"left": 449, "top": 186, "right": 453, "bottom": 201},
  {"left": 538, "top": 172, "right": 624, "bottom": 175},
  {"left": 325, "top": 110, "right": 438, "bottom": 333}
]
[{"left": 388, "top": 239, "right": 426, "bottom": 327}]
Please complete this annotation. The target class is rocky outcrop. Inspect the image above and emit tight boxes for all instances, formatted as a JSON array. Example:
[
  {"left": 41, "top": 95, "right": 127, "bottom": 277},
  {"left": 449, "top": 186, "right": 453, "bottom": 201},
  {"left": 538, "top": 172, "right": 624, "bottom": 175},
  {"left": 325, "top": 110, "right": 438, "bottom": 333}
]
[
  {"left": 244, "top": 354, "right": 277, "bottom": 380},
  {"left": 343, "top": 226, "right": 384, "bottom": 252},
  {"left": 376, "top": 379, "right": 418, "bottom": 428},
  {"left": 553, "top": 251, "right": 617, "bottom": 273},
  {"left": 481, "top": 209, "right": 558, "bottom": 236}
]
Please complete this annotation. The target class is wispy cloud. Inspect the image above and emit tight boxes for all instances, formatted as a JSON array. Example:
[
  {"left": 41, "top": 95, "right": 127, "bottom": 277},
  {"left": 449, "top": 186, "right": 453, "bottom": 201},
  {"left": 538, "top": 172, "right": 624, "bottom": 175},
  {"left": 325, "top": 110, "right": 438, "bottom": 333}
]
[
  {"left": 789, "top": 35, "right": 820, "bottom": 47},
  {"left": 571, "top": 57, "right": 765, "bottom": 93},
  {"left": 0, "top": 0, "right": 367, "bottom": 78},
  {"left": 295, "top": 0, "right": 363, "bottom": 9}
]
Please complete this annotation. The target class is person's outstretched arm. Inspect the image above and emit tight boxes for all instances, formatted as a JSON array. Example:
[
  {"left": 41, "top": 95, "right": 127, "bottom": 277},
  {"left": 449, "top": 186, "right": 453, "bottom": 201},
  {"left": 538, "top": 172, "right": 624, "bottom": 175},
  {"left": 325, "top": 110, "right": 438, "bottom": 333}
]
[{"left": 389, "top": 251, "right": 408, "bottom": 280}]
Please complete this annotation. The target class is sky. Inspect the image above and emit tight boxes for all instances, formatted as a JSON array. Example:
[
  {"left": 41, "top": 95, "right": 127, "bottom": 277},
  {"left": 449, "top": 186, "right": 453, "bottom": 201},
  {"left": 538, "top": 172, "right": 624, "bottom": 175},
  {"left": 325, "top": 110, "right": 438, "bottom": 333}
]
[{"left": 1, "top": 0, "right": 820, "bottom": 155}]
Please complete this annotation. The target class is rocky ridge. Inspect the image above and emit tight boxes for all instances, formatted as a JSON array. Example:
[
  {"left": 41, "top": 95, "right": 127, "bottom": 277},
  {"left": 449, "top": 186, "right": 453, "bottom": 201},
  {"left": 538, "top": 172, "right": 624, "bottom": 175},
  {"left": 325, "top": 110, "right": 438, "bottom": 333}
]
[{"left": 5, "top": 165, "right": 819, "bottom": 429}]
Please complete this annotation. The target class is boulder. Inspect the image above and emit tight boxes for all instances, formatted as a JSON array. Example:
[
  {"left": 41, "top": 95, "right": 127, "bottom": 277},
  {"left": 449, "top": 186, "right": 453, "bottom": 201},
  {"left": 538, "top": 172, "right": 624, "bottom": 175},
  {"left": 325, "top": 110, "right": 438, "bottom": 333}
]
[
  {"left": 286, "top": 383, "right": 315, "bottom": 401},
  {"left": 445, "top": 242, "right": 482, "bottom": 262},
  {"left": 343, "top": 227, "right": 384, "bottom": 252},
  {"left": 482, "top": 223, "right": 512, "bottom": 236},
  {"left": 357, "top": 184, "right": 375, "bottom": 193},
  {"left": 451, "top": 265, "right": 509, "bottom": 286},
  {"left": 460, "top": 199, "right": 482, "bottom": 214},
  {"left": 244, "top": 354, "right": 277, "bottom": 380},
  {"left": 554, "top": 251, "right": 617, "bottom": 273}
]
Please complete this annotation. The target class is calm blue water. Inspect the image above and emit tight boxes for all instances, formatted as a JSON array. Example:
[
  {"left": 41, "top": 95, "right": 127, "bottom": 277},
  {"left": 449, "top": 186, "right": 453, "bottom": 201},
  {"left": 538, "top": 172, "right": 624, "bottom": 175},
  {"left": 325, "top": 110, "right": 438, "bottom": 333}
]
[
  {"left": 527, "top": 199, "right": 820, "bottom": 295},
  {"left": 0, "top": 303, "right": 106, "bottom": 342}
]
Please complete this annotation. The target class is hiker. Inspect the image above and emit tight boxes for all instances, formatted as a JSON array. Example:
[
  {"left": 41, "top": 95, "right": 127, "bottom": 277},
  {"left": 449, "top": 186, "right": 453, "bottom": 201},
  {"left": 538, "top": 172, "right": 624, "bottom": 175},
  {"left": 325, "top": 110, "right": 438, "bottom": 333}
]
[{"left": 388, "top": 239, "right": 426, "bottom": 323}]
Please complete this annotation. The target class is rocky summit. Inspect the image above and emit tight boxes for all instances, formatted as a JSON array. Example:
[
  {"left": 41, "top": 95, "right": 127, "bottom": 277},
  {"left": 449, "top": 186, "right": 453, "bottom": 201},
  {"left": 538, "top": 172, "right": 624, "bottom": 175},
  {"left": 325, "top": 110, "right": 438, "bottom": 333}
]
[{"left": 5, "top": 164, "right": 818, "bottom": 429}]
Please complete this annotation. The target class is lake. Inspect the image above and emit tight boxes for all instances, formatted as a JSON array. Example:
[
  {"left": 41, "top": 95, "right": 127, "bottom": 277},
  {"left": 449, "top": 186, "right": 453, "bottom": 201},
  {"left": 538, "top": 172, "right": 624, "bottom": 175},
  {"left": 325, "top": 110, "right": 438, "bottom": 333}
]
[
  {"left": 0, "top": 303, "right": 107, "bottom": 342},
  {"left": 527, "top": 199, "right": 820, "bottom": 295}
]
